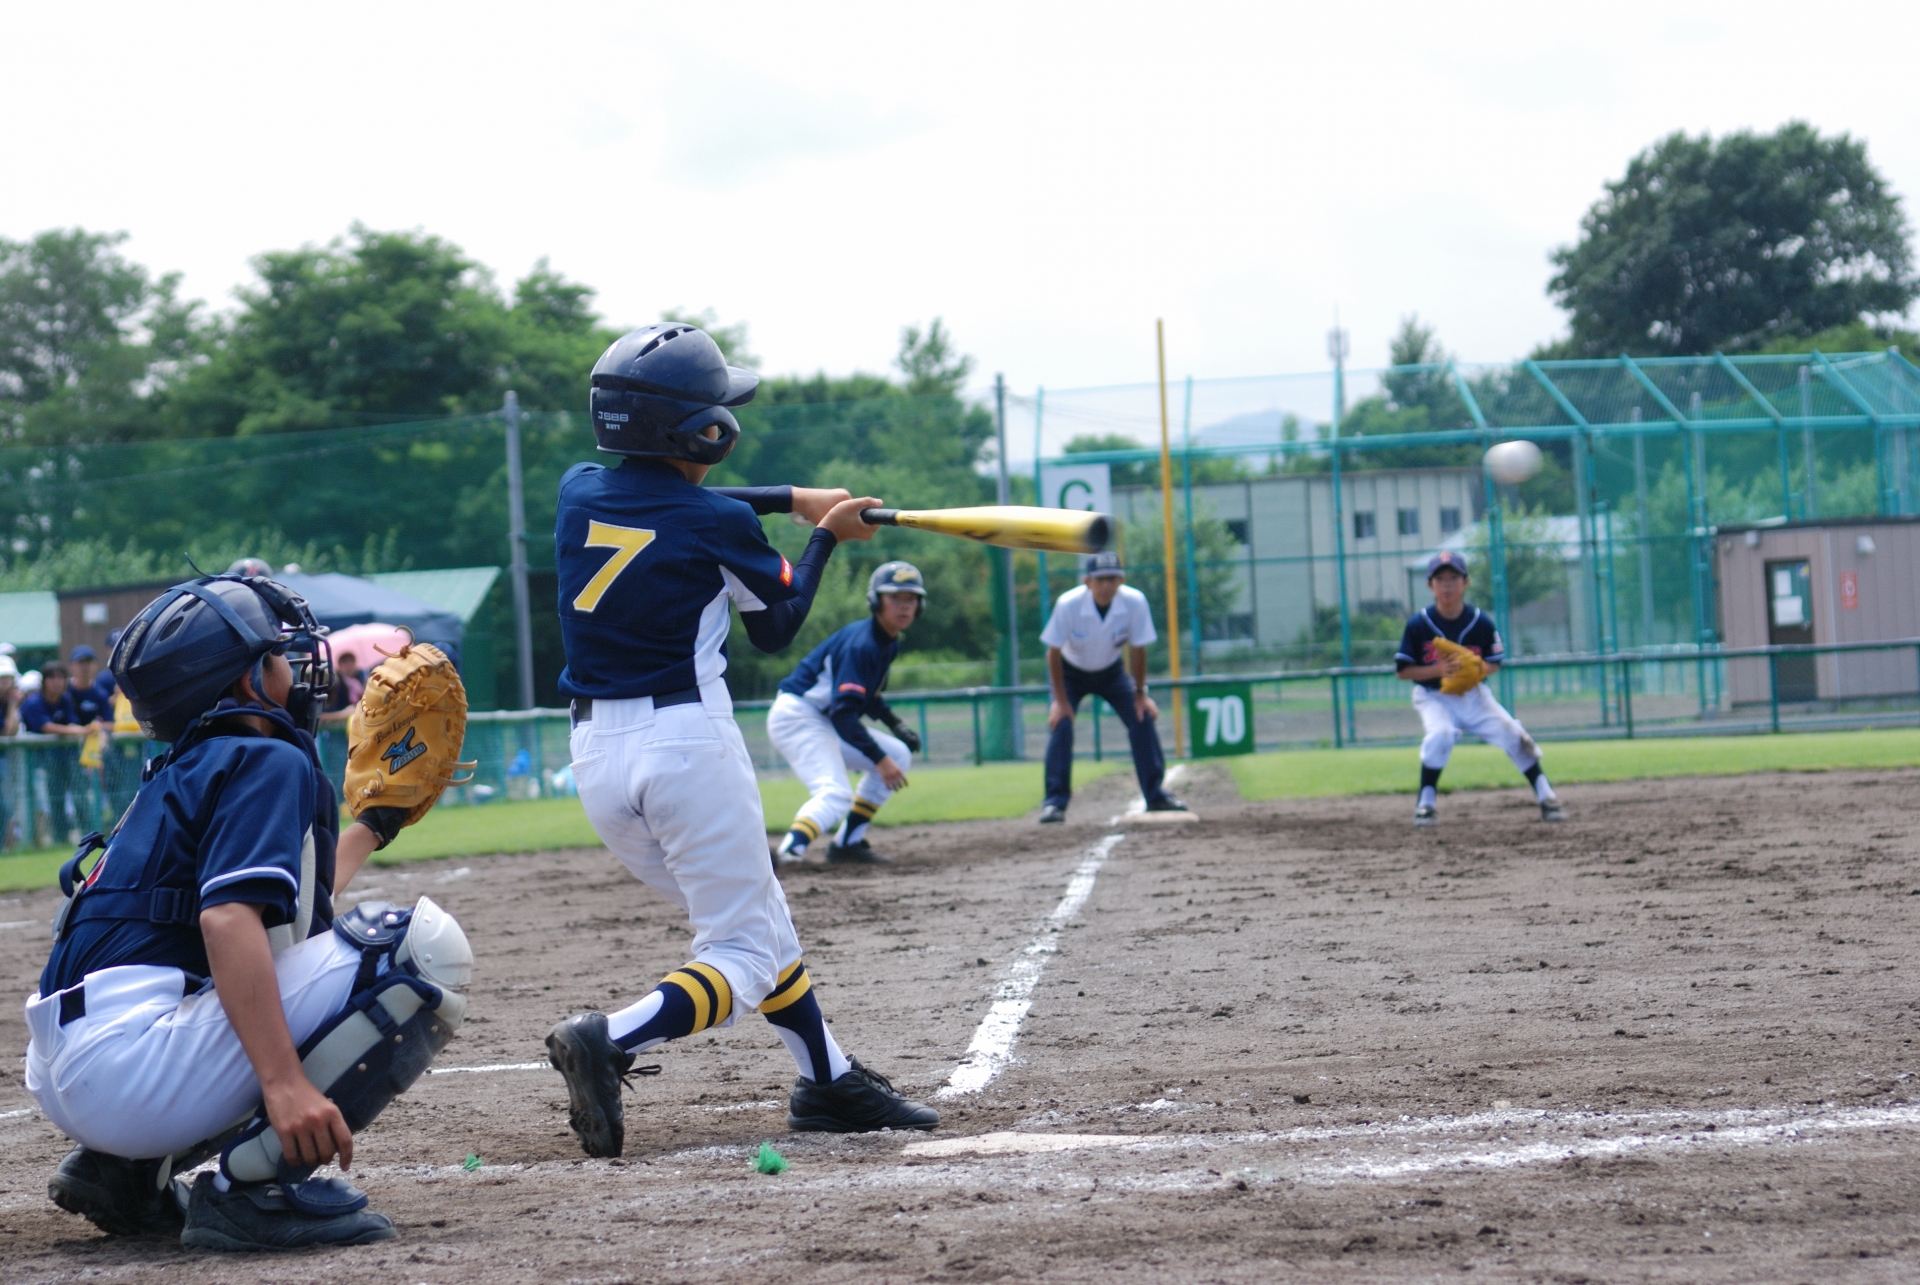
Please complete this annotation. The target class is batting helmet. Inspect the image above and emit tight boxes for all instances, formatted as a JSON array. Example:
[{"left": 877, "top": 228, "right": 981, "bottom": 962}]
[
  {"left": 111, "top": 576, "right": 333, "bottom": 742},
  {"left": 867, "top": 561, "right": 928, "bottom": 612},
  {"left": 589, "top": 324, "right": 759, "bottom": 465}
]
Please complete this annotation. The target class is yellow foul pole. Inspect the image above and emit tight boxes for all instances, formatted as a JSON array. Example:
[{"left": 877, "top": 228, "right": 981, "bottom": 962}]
[{"left": 1155, "top": 320, "right": 1184, "bottom": 759}]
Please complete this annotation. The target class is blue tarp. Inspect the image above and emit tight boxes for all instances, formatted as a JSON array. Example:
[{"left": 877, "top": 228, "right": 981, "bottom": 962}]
[{"left": 277, "top": 572, "right": 464, "bottom": 665}]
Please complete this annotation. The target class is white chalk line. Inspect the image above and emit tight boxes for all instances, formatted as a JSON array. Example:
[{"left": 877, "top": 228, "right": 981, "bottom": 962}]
[
  {"left": 428, "top": 1061, "right": 550, "bottom": 1075},
  {"left": 1, "top": 1106, "right": 39, "bottom": 1122},
  {"left": 937, "top": 832, "right": 1125, "bottom": 1099}
]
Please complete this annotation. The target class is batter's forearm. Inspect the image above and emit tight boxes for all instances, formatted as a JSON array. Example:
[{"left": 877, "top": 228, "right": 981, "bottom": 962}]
[
  {"left": 741, "top": 528, "right": 838, "bottom": 653},
  {"left": 708, "top": 486, "right": 793, "bottom": 515}
]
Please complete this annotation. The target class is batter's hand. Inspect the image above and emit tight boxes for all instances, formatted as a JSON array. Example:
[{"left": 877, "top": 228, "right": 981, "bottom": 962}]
[
  {"left": 876, "top": 755, "right": 908, "bottom": 789},
  {"left": 791, "top": 487, "right": 851, "bottom": 525},
  {"left": 264, "top": 1075, "right": 355, "bottom": 1171},
  {"left": 1135, "top": 693, "right": 1159, "bottom": 721},
  {"left": 1047, "top": 699, "right": 1073, "bottom": 730},
  {"left": 821, "top": 496, "right": 885, "bottom": 543}
]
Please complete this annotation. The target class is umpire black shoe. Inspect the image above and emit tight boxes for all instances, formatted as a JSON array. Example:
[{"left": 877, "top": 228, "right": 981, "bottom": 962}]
[
  {"left": 178, "top": 1173, "right": 394, "bottom": 1251},
  {"left": 1146, "top": 793, "right": 1189, "bottom": 812},
  {"left": 788, "top": 1059, "right": 940, "bottom": 1132},
  {"left": 826, "top": 838, "right": 892, "bottom": 865},
  {"left": 547, "top": 1011, "right": 643, "bottom": 1158},
  {"left": 1037, "top": 804, "right": 1066, "bottom": 824},
  {"left": 49, "top": 1145, "right": 183, "bottom": 1237}
]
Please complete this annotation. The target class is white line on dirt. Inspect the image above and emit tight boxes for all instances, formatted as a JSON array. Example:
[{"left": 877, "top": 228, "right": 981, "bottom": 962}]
[
  {"left": 1115, "top": 763, "right": 1188, "bottom": 821},
  {"left": 0, "top": 920, "right": 35, "bottom": 930},
  {"left": 1, "top": 1107, "right": 38, "bottom": 1121},
  {"left": 937, "top": 833, "right": 1125, "bottom": 1099},
  {"left": 428, "top": 1061, "right": 551, "bottom": 1075}
]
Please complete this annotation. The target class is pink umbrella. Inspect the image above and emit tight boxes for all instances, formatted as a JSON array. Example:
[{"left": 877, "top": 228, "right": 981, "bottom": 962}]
[{"left": 325, "top": 623, "right": 415, "bottom": 674}]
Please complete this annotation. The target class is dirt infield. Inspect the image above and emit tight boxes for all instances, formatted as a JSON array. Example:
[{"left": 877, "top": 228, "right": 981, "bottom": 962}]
[{"left": 3, "top": 765, "right": 1918, "bottom": 1282}]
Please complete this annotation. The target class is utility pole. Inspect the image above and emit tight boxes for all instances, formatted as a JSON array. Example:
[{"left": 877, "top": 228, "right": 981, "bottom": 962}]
[
  {"left": 504, "top": 390, "right": 535, "bottom": 710},
  {"left": 1155, "top": 322, "right": 1185, "bottom": 758}
]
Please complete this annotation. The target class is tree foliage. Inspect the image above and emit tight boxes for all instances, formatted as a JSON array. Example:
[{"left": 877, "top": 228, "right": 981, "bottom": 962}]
[{"left": 1548, "top": 123, "right": 1917, "bottom": 357}]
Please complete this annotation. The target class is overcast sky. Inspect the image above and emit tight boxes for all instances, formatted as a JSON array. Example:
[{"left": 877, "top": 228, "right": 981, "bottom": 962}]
[{"left": 7, "top": 3, "right": 1920, "bottom": 420}]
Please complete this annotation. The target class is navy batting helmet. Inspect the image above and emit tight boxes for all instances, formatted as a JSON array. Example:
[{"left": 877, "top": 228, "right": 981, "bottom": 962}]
[
  {"left": 110, "top": 575, "right": 332, "bottom": 742},
  {"left": 867, "top": 561, "right": 927, "bottom": 612},
  {"left": 589, "top": 324, "right": 759, "bottom": 465}
]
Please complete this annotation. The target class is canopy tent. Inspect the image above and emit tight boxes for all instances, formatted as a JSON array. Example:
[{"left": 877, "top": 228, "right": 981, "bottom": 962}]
[{"left": 276, "top": 572, "right": 464, "bottom": 665}]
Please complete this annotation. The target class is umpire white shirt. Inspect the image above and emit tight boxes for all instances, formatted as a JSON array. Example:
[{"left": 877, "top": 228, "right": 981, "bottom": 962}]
[{"left": 1041, "top": 584, "right": 1158, "bottom": 672}]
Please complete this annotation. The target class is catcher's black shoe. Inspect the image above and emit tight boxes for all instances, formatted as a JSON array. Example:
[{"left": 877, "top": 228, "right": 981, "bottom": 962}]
[
  {"left": 826, "top": 838, "right": 891, "bottom": 865},
  {"left": 1037, "top": 804, "right": 1066, "bottom": 824},
  {"left": 49, "top": 1146, "right": 184, "bottom": 1237},
  {"left": 1539, "top": 794, "right": 1566, "bottom": 823},
  {"left": 547, "top": 1011, "right": 655, "bottom": 1158},
  {"left": 788, "top": 1059, "right": 939, "bottom": 1133},
  {"left": 178, "top": 1173, "right": 394, "bottom": 1251},
  {"left": 1146, "top": 793, "right": 1189, "bottom": 812}
]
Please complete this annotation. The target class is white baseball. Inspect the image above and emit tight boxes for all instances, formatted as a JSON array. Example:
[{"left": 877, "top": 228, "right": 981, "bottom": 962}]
[{"left": 1485, "top": 440, "right": 1543, "bottom": 485}]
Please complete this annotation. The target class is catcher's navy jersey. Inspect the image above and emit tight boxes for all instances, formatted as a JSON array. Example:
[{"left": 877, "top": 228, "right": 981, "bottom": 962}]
[
  {"left": 778, "top": 617, "right": 899, "bottom": 762},
  {"left": 41, "top": 729, "right": 338, "bottom": 994},
  {"left": 556, "top": 461, "right": 829, "bottom": 700},
  {"left": 1395, "top": 605, "right": 1503, "bottom": 691}
]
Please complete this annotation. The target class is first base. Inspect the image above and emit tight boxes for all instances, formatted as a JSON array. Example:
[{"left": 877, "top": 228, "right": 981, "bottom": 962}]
[{"left": 1114, "top": 809, "right": 1199, "bottom": 825}]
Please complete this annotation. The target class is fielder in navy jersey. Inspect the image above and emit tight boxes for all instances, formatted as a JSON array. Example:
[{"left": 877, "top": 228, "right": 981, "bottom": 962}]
[
  {"left": 1396, "top": 551, "right": 1564, "bottom": 826},
  {"left": 545, "top": 323, "right": 939, "bottom": 1157}
]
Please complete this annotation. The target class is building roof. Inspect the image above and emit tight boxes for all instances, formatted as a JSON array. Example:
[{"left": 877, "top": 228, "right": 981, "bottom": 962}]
[
  {"left": 364, "top": 567, "right": 502, "bottom": 625},
  {"left": 0, "top": 590, "right": 61, "bottom": 648}
]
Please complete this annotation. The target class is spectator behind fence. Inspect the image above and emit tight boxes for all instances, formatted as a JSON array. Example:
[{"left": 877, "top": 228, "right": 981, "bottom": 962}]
[
  {"left": 0, "top": 656, "right": 23, "bottom": 737},
  {"left": 22, "top": 662, "right": 96, "bottom": 844},
  {"left": 319, "top": 649, "right": 366, "bottom": 727},
  {"left": 67, "top": 646, "right": 113, "bottom": 730}
]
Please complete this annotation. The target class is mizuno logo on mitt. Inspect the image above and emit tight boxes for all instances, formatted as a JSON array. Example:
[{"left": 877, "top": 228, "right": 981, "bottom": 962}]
[{"left": 382, "top": 727, "right": 428, "bottom": 773}]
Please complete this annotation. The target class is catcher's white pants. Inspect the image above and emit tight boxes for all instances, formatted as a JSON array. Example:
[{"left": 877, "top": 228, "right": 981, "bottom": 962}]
[
  {"left": 570, "top": 686, "right": 802, "bottom": 1013},
  {"left": 765, "top": 692, "right": 911, "bottom": 840},
  {"left": 1412, "top": 683, "right": 1540, "bottom": 773},
  {"left": 23, "top": 931, "right": 361, "bottom": 1160}
]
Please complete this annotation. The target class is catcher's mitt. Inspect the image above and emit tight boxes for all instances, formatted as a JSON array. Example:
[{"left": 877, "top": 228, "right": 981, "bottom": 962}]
[
  {"left": 1432, "top": 637, "right": 1487, "bottom": 696},
  {"left": 346, "top": 638, "right": 475, "bottom": 848}
]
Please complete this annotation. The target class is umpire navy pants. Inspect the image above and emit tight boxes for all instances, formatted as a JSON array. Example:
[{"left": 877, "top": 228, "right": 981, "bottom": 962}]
[{"left": 1044, "top": 659, "right": 1168, "bottom": 810}]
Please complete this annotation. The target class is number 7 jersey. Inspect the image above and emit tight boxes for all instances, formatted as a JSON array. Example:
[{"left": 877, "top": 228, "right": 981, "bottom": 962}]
[{"left": 555, "top": 460, "right": 798, "bottom": 700}]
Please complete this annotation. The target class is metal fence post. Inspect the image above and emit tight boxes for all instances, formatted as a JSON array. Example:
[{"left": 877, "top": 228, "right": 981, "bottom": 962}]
[
  {"left": 1330, "top": 673, "right": 1344, "bottom": 749},
  {"left": 918, "top": 700, "right": 929, "bottom": 760},
  {"left": 1619, "top": 659, "right": 1634, "bottom": 739},
  {"left": 1768, "top": 652, "right": 1780, "bottom": 734},
  {"left": 971, "top": 693, "right": 982, "bottom": 767}
]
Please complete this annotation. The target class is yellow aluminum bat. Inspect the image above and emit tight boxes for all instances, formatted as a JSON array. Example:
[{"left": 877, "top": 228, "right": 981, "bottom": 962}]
[{"left": 859, "top": 505, "right": 1111, "bottom": 554}]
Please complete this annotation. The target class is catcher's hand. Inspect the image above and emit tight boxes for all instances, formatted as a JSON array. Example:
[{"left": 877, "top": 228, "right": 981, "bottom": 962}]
[
  {"left": 1432, "top": 637, "right": 1487, "bottom": 696},
  {"left": 345, "top": 639, "right": 475, "bottom": 848}
]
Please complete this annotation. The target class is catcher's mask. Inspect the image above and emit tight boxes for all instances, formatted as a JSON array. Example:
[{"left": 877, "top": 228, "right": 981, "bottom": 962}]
[
  {"left": 588, "top": 323, "right": 759, "bottom": 466},
  {"left": 111, "top": 574, "right": 333, "bottom": 742}
]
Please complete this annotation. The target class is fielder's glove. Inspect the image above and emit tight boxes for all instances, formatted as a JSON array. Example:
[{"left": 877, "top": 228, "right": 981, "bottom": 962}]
[
  {"left": 1432, "top": 637, "right": 1487, "bottom": 696},
  {"left": 345, "top": 639, "right": 476, "bottom": 848},
  {"left": 882, "top": 715, "right": 921, "bottom": 754}
]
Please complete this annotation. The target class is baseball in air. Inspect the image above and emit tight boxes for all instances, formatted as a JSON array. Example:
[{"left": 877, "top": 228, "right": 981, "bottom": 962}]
[{"left": 1484, "top": 439, "right": 1543, "bottom": 485}]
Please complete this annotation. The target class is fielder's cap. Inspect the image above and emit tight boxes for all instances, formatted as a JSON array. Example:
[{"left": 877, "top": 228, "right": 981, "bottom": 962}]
[
  {"left": 1083, "top": 551, "right": 1125, "bottom": 577},
  {"left": 69, "top": 645, "right": 96, "bottom": 662},
  {"left": 1426, "top": 551, "right": 1469, "bottom": 578}
]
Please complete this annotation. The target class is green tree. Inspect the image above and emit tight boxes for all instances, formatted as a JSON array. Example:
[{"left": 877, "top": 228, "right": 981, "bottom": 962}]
[{"left": 1548, "top": 123, "right": 1917, "bottom": 356}]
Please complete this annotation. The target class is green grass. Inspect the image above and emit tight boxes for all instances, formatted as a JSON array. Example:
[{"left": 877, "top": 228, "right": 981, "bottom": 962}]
[
  {"left": 0, "top": 847, "right": 74, "bottom": 894},
  {"left": 1226, "top": 727, "right": 1920, "bottom": 800}
]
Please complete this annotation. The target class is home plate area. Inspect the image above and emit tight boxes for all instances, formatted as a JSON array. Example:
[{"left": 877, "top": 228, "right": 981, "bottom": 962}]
[{"left": 3, "top": 766, "right": 1919, "bottom": 1282}]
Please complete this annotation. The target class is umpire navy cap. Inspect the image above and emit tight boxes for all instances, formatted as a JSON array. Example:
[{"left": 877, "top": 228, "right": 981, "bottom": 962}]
[
  {"left": 1425, "top": 551, "right": 1469, "bottom": 578},
  {"left": 1082, "top": 551, "right": 1125, "bottom": 577}
]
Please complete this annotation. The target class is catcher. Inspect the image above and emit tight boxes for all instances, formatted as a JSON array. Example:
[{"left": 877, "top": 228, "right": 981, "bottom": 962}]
[
  {"left": 1395, "top": 551, "right": 1564, "bottom": 827},
  {"left": 25, "top": 574, "right": 473, "bottom": 1251}
]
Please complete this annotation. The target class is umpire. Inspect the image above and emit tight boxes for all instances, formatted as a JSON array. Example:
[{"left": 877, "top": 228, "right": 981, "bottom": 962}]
[{"left": 1038, "top": 552, "right": 1185, "bottom": 822}]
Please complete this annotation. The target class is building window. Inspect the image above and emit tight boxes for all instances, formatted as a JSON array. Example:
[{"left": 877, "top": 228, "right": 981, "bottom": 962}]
[
  {"left": 1353, "top": 511, "right": 1376, "bottom": 540},
  {"left": 1224, "top": 519, "right": 1249, "bottom": 545},
  {"left": 1397, "top": 508, "right": 1419, "bottom": 537},
  {"left": 1439, "top": 506, "right": 1461, "bottom": 534}
]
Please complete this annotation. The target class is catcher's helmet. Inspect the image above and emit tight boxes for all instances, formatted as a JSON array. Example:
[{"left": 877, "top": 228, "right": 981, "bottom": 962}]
[
  {"left": 867, "top": 561, "right": 928, "bottom": 612},
  {"left": 226, "top": 557, "right": 273, "bottom": 577},
  {"left": 111, "top": 575, "right": 332, "bottom": 742},
  {"left": 589, "top": 324, "right": 759, "bottom": 465}
]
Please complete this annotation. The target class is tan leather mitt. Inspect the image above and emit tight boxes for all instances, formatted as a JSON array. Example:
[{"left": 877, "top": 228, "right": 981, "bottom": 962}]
[
  {"left": 1432, "top": 637, "right": 1487, "bottom": 696},
  {"left": 345, "top": 640, "right": 475, "bottom": 848}
]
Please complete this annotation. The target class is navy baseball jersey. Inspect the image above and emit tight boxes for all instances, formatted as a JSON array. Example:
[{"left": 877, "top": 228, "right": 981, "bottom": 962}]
[
  {"left": 778, "top": 618, "right": 900, "bottom": 763},
  {"left": 1395, "top": 604, "right": 1504, "bottom": 691},
  {"left": 555, "top": 462, "right": 834, "bottom": 700},
  {"left": 42, "top": 725, "right": 339, "bottom": 993}
]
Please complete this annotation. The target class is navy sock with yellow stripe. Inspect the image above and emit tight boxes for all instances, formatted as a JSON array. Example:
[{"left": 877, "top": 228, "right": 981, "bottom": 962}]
[
  {"left": 839, "top": 799, "right": 881, "bottom": 847},
  {"left": 759, "top": 961, "right": 850, "bottom": 1082},
  {"left": 607, "top": 962, "right": 734, "bottom": 1052}
]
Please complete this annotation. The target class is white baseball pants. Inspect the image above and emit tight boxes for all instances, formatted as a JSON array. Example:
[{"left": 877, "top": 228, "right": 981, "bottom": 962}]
[
  {"left": 23, "top": 930, "right": 361, "bottom": 1160},
  {"left": 1412, "top": 683, "right": 1540, "bottom": 772},
  {"left": 765, "top": 692, "right": 911, "bottom": 841},
  {"left": 570, "top": 686, "right": 802, "bottom": 1013}
]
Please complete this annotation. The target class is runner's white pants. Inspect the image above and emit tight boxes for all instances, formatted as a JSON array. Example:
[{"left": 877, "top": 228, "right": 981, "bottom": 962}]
[
  {"left": 765, "top": 691, "right": 911, "bottom": 840},
  {"left": 1412, "top": 682, "right": 1540, "bottom": 772},
  {"left": 571, "top": 685, "right": 802, "bottom": 1014},
  {"left": 23, "top": 931, "right": 361, "bottom": 1160}
]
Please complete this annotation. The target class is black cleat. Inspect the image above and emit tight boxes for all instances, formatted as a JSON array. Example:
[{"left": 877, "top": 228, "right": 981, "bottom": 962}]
[
  {"left": 788, "top": 1059, "right": 940, "bottom": 1133},
  {"left": 1413, "top": 803, "right": 1438, "bottom": 828},
  {"left": 1037, "top": 804, "right": 1066, "bottom": 824},
  {"left": 826, "top": 838, "right": 892, "bottom": 865},
  {"left": 1146, "top": 793, "right": 1188, "bottom": 812},
  {"left": 48, "top": 1146, "right": 184, "bottom": 1237},
  {"left": 1539, "top": 795, "right": 1566, "bottom": 823},
  {"left": 178, "top": 1173, "right": 394, "bottom": 1251},
  {"left": 547, "top": 1011, "right": 640, "bottom": 1157}
]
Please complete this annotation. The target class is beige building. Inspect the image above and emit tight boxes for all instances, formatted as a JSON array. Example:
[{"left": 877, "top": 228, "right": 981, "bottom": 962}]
[{"left": 1715, "top": 517, "right": 1920, "bottom": 704}]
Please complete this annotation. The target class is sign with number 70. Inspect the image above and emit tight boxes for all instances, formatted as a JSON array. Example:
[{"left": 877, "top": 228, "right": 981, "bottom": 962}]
[{"left": 1186, "top": 681, "right": 1254, "bottom": 758}]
